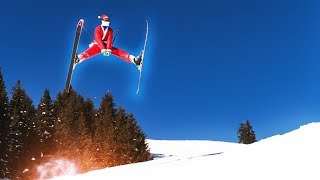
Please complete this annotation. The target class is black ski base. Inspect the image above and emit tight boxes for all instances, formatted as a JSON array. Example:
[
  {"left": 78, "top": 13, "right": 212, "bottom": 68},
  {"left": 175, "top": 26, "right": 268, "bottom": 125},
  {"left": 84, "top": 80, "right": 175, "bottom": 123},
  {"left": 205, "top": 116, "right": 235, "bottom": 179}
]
[{"left": 65, "top": 19, "right": 84, "bottom": 93}]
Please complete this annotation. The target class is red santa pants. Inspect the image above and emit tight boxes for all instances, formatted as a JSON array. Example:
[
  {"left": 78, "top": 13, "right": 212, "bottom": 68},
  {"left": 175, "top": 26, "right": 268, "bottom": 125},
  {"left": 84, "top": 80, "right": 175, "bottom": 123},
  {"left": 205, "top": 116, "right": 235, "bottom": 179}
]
[{"left": 79, "top": 43, "right": 132, "bottom": 63}]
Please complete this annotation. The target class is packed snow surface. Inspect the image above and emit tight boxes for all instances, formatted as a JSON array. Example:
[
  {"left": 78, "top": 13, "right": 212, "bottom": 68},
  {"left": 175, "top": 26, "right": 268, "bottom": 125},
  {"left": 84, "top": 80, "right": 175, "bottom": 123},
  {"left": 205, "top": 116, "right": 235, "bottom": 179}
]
[{"left": 51, "top": 122, "right": 320, "bottom": 180}]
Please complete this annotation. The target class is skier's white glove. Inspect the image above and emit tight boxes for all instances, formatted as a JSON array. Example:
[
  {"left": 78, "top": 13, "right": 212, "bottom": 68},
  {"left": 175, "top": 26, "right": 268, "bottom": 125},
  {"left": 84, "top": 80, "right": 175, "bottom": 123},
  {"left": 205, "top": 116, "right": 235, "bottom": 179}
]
[
  {"left": 101, "top": 49, "right": 111, "bottom": 56},
  {"left": 106, "top": 49, "right": 112, "bottom": 56}
]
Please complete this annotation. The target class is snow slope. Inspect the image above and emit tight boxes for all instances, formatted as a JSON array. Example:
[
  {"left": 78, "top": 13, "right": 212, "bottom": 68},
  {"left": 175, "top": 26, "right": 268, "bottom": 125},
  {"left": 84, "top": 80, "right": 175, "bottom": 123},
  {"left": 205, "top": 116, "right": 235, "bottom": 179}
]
[{"left": 51, "top": 122, "right": 320, "bottom": 180}]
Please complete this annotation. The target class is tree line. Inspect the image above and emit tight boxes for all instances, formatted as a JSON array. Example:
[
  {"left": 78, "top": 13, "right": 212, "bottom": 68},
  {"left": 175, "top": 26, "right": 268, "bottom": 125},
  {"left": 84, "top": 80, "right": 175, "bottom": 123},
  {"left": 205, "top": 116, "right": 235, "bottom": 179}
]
[
  {"left": 0, "top": 66, "right": 258, "bottom": 179},
  {"left": 0, "top": 68, "right": 152, "bottom": 179}
]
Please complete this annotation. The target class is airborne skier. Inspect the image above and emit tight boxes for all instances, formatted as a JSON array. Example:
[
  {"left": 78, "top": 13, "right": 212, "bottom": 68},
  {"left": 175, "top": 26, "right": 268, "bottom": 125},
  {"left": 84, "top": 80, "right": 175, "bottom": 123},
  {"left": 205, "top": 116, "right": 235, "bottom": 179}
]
[
  {"left": 65, "top": 15, "right": 148, "bottom": 94},
  {"left": 75, "top": 14, "right": 143, "bottom": 68}
]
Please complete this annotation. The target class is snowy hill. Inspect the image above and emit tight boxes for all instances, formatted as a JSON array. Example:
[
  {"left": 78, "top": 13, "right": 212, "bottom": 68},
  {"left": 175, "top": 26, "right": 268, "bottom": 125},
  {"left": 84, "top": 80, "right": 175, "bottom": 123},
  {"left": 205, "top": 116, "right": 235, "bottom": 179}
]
[{"left": 51, "top": 122, "right": 320, "bottom": 180}]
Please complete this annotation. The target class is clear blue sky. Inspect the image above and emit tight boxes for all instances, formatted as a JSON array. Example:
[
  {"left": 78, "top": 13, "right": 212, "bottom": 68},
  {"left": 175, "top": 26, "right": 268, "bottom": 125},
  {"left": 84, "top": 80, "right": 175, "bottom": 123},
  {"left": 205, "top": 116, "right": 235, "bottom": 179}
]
[{"left": 1, "top": 0, "right": 320, "bottom": 142}]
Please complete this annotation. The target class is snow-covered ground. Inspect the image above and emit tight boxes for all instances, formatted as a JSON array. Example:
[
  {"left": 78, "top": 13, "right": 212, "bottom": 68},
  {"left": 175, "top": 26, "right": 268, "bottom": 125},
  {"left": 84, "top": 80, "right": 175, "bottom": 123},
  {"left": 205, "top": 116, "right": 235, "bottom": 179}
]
[{"left": 51, "top": 122, "right": 320, "bottom": 180}]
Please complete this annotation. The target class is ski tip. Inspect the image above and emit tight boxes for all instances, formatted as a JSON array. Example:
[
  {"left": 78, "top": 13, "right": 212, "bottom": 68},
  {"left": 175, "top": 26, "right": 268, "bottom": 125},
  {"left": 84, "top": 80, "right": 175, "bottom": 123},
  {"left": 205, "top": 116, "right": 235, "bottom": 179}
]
[{"left": 78, "top": 19, "right": 84, "bottom": 27}]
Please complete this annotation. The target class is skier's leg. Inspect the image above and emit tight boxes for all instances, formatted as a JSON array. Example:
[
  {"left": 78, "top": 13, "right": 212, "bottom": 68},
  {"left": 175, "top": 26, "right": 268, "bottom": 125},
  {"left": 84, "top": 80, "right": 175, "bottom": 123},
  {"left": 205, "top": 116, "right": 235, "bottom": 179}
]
[
  {"left": 78, "top": 44, "right": 101, "bottom": 62},
  {"left": 111, "top": 46, "right": 134, "bottom": 63}
]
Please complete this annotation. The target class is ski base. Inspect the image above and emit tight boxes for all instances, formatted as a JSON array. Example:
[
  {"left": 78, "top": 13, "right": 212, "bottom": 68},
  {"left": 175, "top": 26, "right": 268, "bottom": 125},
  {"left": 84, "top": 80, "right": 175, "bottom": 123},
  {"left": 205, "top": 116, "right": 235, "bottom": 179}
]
[
  {"left": 136, "top": 20, "right": 149, "bottom": 94},
  {"left": 65, "top": 19, "right": 84, "bottom": 93}
]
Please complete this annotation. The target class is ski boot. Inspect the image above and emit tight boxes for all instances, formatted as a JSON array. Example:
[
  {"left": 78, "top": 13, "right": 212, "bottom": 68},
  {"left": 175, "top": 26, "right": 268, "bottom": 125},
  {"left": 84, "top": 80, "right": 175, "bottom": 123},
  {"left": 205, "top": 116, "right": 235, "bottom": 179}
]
[
  {"left": 73, "top": 55, "right": 81, "bottom": 70},
  {"left": 133, "top": 51, "right": 144, "bottom": 70},
  {"left": 73, "top": 54, "right": 85, "bottom": 70}
]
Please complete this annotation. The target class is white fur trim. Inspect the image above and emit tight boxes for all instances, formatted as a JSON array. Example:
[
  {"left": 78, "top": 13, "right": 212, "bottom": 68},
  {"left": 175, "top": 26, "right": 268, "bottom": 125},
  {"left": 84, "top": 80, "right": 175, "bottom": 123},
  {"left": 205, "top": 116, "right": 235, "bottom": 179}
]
[
  {"left": 89, "top": 42, "right": 95, "bottom": 47},
  {"left": 101, "top": 25, "right": 109, "bottom": 40},
  {"left": 129, "top": 55, "right": 135, "bottom": 63},
  {"left": 101, "top": 21, "right": 110, "bottom": 27},
  {"left": 98, "top": 16, "right": 101, "bottom": 19}
]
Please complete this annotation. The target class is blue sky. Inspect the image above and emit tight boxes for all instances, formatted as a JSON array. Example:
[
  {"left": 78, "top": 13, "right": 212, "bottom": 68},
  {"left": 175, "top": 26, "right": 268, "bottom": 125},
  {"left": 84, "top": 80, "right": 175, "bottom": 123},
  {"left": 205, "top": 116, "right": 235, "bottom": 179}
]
[{"left": 1, "top": 0, "right": 320, "bottom": 142}]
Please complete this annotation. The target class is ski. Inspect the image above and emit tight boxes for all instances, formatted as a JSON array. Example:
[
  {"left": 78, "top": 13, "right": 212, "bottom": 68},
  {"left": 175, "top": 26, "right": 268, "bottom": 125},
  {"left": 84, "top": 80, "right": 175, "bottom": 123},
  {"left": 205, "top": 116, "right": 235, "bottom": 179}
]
[
  {"left": 136, "top": 20, "right": 149, "bottom": 94},
  {"left": 65, "top": 19, "right": 84, "bottom": 93}
]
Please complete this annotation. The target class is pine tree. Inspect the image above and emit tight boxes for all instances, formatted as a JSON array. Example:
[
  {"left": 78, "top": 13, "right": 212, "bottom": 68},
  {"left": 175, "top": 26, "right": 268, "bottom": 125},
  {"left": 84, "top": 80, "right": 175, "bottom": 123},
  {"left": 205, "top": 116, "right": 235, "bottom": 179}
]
[
  {"left": 110, "top": 106, "right": 128, "bottom": 166},
  {"left": 0, "top": 68, "right": 10, "bottom": 178},
  {"left": 7, "top": 80, "right": 36, "bottom": 178},
  {"left": 34, "top": 89, "right": 55, "bottom": 165},
  {"left": 54, "top": 90, "right": 83, "bottom": 156},
  {"left": 82, "top": 98, "right": 95, "bottom": 137},
  {"left": 92, "top": 92, "right": 116, "bottom": 168},
  {"left": 53, "top": 91, "right": 64, "bottom": 114},
  {"left": 237, "top": 120, "right": 257, "bottom": 144},
  {"left": 125, "top": 113, "right": 152, "bottom": 163},
  {"left": 73, "top": 114, "right": 93, "bottom": 173},
  {"left": 112, "top": 107, "right": 152, "bottom": 165},
  {"left": 53, "top": 90, "right": 97, "bottom": 173},
  {"left": 51, "top": 91, "right": 69, "bottom": 159},
  {"left": 91, "top": 93, "right": 153, "bottom": 168}
]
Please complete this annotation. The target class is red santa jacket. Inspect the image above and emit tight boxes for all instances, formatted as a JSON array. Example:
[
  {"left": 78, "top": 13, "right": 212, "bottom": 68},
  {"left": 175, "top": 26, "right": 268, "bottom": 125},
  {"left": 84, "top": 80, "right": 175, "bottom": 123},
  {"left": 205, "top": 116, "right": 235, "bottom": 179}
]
[{"left": 94, "top": 25, "right": 113, "bottom": 50}]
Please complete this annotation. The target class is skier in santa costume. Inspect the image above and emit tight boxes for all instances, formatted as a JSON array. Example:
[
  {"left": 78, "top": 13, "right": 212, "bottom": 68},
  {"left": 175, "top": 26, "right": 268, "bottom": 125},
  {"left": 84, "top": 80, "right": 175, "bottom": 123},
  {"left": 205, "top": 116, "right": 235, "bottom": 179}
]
[{"left": 75, "top": 14, "right": 143, "bottom": 68}]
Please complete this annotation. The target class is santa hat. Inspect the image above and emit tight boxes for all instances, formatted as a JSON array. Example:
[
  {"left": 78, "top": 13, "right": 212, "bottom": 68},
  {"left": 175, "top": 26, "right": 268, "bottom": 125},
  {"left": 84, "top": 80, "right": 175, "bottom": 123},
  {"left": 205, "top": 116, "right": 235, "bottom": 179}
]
[{"left": 98, "top": 14, "right": 109, "bottom": 19}]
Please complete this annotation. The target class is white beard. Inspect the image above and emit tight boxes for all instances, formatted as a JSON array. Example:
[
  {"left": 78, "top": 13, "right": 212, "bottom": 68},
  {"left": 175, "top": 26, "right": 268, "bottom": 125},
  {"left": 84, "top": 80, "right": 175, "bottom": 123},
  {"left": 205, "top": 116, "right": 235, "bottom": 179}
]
[{"left": 101, "top": 21, "right": 110, "bottom": 27}]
